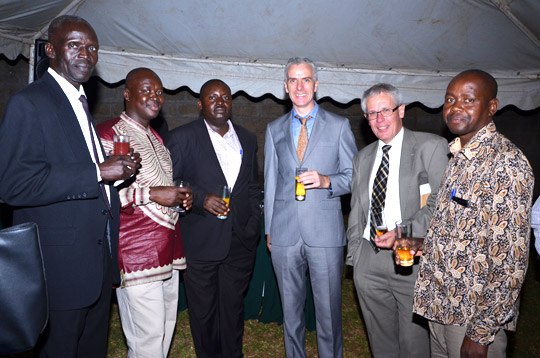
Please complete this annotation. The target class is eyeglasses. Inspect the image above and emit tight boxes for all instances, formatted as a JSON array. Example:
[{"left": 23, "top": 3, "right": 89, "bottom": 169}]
[{"left": 364, "top": 105, "right": 399, "bottom": 121}]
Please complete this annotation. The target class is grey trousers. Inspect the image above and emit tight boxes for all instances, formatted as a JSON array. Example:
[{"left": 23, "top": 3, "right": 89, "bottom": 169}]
[
  {"left": 352, "top": 238, "right": 430, "bottom": 358},
  {"left": 429, "top": 321, "right": 507, "bottom": 358}
]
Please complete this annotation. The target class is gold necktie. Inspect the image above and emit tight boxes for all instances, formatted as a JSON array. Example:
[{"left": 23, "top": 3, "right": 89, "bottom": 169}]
[{"left": 296, "top": 115, "right": 311, "bottom": 162}]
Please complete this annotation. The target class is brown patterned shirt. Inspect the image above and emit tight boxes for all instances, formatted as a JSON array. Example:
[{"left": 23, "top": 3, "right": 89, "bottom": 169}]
[{"left": 413, "top": 121, "right": 534, "bottom": 344}]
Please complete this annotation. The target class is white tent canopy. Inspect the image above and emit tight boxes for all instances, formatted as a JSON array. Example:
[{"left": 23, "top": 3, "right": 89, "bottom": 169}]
[{"left": 1, "top": 0, "right": 539, "bottom": 109}]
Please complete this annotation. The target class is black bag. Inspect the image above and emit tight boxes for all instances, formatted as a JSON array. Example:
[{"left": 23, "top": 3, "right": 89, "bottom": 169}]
[{"left": 0, "top": 222, "right": 48, "bottom": 354}]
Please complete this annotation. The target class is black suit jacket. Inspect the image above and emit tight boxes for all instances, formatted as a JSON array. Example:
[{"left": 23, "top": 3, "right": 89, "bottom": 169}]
[
  {"left": 0, "top": 72, "right": 120, "bottom": 310},
  {"left": 167, "top": 118, "right": 260, "bottom": 261}
]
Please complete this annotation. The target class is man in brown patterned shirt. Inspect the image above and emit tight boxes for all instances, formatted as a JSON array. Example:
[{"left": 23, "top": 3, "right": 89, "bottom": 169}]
[{"left": 413, "top": 70, "right": 534, "bottom": 358}]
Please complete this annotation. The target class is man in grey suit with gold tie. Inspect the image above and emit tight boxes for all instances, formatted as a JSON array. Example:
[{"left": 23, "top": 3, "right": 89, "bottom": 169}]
[
  {"left": 346, "top": 83, "right": 448, "bottom": 357},
  {"left": 264, "top": 57, "right": 357, "bottom": 358}
]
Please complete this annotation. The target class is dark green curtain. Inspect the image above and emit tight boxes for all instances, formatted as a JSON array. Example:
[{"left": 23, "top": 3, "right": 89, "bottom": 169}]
[{"left": 178, "top": 210, "right": 316, "bottom": 331}]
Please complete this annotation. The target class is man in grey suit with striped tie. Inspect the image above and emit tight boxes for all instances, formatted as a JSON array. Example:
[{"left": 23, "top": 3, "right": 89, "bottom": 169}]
[
  {"left": 346, "top": 83, "right": 448, "bottom": 357},
  {"left": 264, "top": 57, "right": 357, "bottom": 358}
]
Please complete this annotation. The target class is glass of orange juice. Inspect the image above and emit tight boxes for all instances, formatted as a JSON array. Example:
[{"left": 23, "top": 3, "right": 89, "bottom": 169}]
[
  {"left": 295, "top": 167, "right": 307, "bottom": 201},
  {"left": 217, "top": 185, "right": 230, "bottom": 220}
]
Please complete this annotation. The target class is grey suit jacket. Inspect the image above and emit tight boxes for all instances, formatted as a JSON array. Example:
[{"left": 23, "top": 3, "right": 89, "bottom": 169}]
[
  {"left": 264, "top": 107, "right": 357, "bottom": 247},
  {"left": 346, "top": 128, "right": 448, "bottom": 265}
]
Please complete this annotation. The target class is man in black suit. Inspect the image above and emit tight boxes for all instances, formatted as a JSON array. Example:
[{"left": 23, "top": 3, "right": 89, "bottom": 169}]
[
  {"left": 167, "top": 79, "right": 260, "bottom": 358},
  {"left": 0, "top": 15, "right": 139, "bottom": 357}
]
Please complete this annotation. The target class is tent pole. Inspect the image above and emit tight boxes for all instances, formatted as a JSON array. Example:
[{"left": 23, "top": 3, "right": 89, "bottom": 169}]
[{"left": 490, "top": 0, "right": 540, "bottom": 50}]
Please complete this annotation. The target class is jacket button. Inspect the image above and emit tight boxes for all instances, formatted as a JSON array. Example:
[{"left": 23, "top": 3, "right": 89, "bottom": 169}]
[
  {"left": 101, "top": 209, "right": 108, "bottom": 215},
  {"left": 97, "top": 239, "right": 103, "bottom": 245}
]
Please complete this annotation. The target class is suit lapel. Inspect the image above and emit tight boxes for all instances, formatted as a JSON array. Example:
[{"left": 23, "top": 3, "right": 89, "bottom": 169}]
[
  {"left": 44, "top": 74, "right": 93, "bottom": 162},
  {"left": 360, "top": 143, "right": 378, "bottom": 217},
  {"left": 234, "top": 123, "right": 249, "bottom": 184},
  {"left": 283, "top": 112, "right": 300, "bottom": 166},
  {"left": 196, "top": 118, "right": 228, "bottom": 184},
  {"left": 399, "top": 129, "right": 415, "bottom": 211},
  {"left": 302, "top": 108, "right": 327, "bottom": 163}
]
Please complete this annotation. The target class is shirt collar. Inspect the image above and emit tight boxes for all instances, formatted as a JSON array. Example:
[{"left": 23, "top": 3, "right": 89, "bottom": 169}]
[
  {"left": 204, "top": 119, "right": 236, "bottom": 139},
  {"left": 449, "top": 121, "right": 496, "bottom": 160},
  {"left": 120, "top": 112, "right": 150, "bottom": 132},
  {"left": 48, "top": 67, "right": 86, "bottom": 100},
  {"left": 377, "top": 126, "right": 404, "bottom": 150},
  {"left": 292, "top": 102, "right": 319, "bottom": 121}
]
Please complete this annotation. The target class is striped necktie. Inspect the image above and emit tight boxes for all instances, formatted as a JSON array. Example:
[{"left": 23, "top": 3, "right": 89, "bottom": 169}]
[{"left": 369, "top": 144, "right": 391, "bottom": 252}]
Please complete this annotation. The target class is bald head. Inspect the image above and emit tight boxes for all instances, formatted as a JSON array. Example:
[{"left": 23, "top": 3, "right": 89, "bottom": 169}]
[
  {"left": 451, "top": 69, "right": 498, "bottom": 100},
  {"left": 125, "top": 68, "right": 160, "bottom": 90}
]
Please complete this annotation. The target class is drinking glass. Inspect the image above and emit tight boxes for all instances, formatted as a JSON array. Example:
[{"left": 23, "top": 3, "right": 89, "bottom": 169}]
[
  {"left": 171, "top": 180, "right": 189, "bottom": 213},
  {"left": 113, "top": 135, "right": 130, "bottom": 155},
  {"left": 396, "top": 220, "right": 414, "bottom": 266},
  {"left": 371, "top": 208, "right": 387, "bottom": 237},
  {"left": 217, "top": 185, "right": 230, "bottom": 220},
  {"left": 295, "top": 167, "right": 307, "bottom": 201}
]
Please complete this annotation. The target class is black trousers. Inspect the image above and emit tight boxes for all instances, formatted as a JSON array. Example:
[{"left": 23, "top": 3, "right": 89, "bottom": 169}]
[
  {"left": 184, "top": 234, "right": 256, "bottom": 358},
  {"left": 36, "top": 236, "right": 113, "bottom": 358}
]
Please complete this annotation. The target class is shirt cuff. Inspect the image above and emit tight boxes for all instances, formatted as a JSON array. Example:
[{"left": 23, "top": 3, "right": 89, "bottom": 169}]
[{"left": 135, "top": 187, "right": 151, "bottom": 206}]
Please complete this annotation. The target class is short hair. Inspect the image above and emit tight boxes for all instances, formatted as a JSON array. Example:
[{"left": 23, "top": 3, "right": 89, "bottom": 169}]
[
  {"left": 361, "top": 83, "right": 403, "bottom": 113},
  {"left": 48, "top": 15, "right": 94, "bottom": 44},
  {"left": 284, "top": 57, "right": 318, "bottom": 82},
  {"left": 125, "top": 67, "right": 159, "bottom": 89},
  {"left": 199, "top": 79, "right": 231, "bottom": 97},
  {"left": 453, "top": 69, "right": 498, "bottom": 99}
]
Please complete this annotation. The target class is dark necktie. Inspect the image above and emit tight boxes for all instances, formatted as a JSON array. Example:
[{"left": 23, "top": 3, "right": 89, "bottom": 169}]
[
  {"left": 79, "top": 95, "right": 113, "bottom": 218},
  {"left": 369, "top": 144, "right": 391, "bottom": 252},
  {"left": 295, "top": 115, "right": 311, "bottom": 162}
]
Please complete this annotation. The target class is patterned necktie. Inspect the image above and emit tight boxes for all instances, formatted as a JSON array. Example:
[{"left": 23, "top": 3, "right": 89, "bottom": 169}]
[
  {"left": 369, "top": 145, "right": 391, "bottom": 252},
  {"left": 79, "top": 95, "right": 113, "bottom": 218},
  {"left": 296, "top": 115, "right": 311, "bottom": 162}
]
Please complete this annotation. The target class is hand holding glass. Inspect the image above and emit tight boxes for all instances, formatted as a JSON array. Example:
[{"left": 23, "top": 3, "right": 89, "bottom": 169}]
[
  {"left": 295, "top": 167, "right": 307, "bottom": 201},
  {"left": 172, "top": 180, "right": 190, "bottom": 213},
  {"left": 371, "top": 208, "right": 387, "bottom": 237},
  {"left": 113, "top": 135, "right": 130, "bottom": 155},
  {"left": 217, "top": 185, "right": 230, "bottom": 220}
]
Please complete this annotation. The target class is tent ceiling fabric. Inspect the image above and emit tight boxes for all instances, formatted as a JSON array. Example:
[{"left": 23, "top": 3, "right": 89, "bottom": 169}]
[{"left": 1, "top": 0, "right": 539, "bottom": 109}]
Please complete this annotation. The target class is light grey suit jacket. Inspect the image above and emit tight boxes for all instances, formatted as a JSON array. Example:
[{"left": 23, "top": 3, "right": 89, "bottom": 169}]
[
  {"left": 264, "top": 107, "right": 357, "bottom": 247},
  {"left": 346, "top": 128, "right": 449, "bottom": 264}
]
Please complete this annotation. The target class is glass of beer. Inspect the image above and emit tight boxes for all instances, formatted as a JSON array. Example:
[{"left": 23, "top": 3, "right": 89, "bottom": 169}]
[
  {"left": 295, "top": 167, "right": 307, "bottom": 201},
  {"left": 217, "top": 185, "right": 230, "bottom": 220},
  {"left": 371, "top": 208, "right": 387, "bottom": 237},
  {"left": 113, "top": 135, "right": 130, "bottom": 155},
  {"left": 396, "top": 220, "right": 414, "bottom": 266}
]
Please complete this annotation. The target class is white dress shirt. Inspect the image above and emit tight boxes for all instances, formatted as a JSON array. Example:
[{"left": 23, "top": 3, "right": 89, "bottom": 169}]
[
  {"left": 363, "top": 127, "right": 404, "bottom": 240},
  {"left": 48, "top": 68, "right": 109, "bottom": 199},
  {"left": 204, "top": 119, "right": 243, "bottom": 191}
]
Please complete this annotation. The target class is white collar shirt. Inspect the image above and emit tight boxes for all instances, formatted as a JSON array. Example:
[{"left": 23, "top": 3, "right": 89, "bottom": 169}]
[
  {"left": 204, "top": 119, "right": 243, "bottom": 191},
  {"left": 48, "top": 68, "right": 108, "bottom": 198},
  {"left": 363, "top": 127, "right": 404, "bottom": 240}
]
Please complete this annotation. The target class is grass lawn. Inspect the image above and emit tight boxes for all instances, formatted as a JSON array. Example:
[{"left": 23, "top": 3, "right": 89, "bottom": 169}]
[
  {"left": 6, "top": 256, "right": 539, "bottom": 357},
  {"left": 106, "top": 258, "right": 540, "bottom": 358}
]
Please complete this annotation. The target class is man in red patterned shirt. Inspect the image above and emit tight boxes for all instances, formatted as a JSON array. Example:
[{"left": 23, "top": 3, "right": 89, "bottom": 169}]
[{"left": 98, "top": 68, "right": 192, "bottom": 358}]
